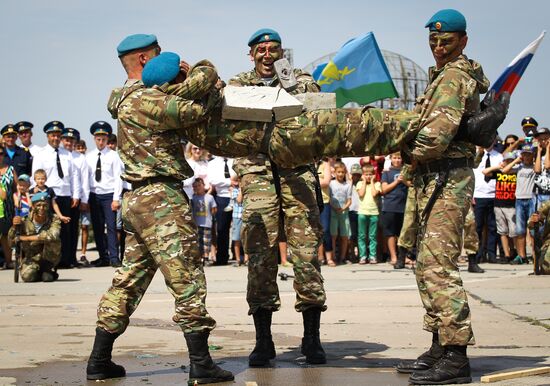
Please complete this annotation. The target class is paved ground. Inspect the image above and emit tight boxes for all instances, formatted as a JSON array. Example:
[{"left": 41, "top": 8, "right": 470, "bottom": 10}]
[{"left": 0, "top": 253, "right": 549, "bottom": 385}]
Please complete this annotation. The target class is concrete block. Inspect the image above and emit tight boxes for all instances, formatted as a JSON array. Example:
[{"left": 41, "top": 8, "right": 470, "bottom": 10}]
[
  {"left": 222, "top": 86, "right": 303, "bottom": 122},
  {"left": 294, "top": 92, "right": 337, "bottom": 111}
]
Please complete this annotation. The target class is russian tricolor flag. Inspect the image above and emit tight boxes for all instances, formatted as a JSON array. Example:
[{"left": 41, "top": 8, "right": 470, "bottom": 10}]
[{"left": 491, "top": 31, "right": 546, "bottom": 98}]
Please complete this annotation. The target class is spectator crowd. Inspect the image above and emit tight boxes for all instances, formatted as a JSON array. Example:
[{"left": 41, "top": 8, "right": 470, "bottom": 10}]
[{"left": 1, "top": 115, "right": 548, "bottom": 281}]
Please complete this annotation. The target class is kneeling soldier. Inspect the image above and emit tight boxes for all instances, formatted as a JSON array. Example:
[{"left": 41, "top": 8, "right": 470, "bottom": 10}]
[{"left": 10, "top": 191, "right": 61, "bottom": 282}]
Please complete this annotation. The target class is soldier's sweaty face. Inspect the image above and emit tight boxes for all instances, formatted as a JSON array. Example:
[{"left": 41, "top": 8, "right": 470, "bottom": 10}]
[
  {"left": 429, "top": 32, "right": 467, "bottom": 69},
  {"left": 34, "top": 201, "right": 49, "bottom": 219},
  {"left": 251, "top": 41, "right": 282, "bottom": 78}
]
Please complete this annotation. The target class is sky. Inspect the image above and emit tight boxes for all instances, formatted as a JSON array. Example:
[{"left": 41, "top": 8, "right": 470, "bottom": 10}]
[{"left": 1, "top": 0, "right": 549, "bottom": 147}]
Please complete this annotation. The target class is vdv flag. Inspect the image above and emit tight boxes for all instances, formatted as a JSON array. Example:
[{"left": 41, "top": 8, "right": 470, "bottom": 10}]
[
  {"left": 313, "top": 32, "right": 398, "bottom": 107},
  {"left": 490, "top": 31, "right": 545, "bottom": 98}
]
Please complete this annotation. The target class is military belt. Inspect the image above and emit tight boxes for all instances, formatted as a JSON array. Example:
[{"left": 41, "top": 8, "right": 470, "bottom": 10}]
[
  {"left": 131, "top": 176, "right": 181, "bottom": 190},
  {"left": 416, "top": 157, "right": 474, "bottom": 176}
]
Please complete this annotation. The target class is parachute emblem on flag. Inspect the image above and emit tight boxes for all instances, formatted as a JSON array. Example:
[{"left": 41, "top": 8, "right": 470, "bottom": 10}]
[{"left": 317, "top": 62, "right": 356, "bottom": 86}]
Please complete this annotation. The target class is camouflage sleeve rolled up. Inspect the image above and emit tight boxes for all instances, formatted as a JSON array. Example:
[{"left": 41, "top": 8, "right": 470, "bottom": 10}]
[{"left": 36, "top": 216, "right": 61, "bottom": 242}]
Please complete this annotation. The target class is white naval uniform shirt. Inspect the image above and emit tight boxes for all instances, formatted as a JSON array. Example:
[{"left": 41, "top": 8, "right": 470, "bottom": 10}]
[
  {"left": 70, "top": 150, "right": 90, "bottom": 204},
  {"left": 85, "top": 147, "right": 123, "bottom": 201},
  {"left": 207, "top": 156, "right": 234, "bottom": 198},
  {"left": 32, "top": 144, "right": 80, "bottom": 199},
  {"left": 28, "top": 143, "right": 42, "bottom": 157}
]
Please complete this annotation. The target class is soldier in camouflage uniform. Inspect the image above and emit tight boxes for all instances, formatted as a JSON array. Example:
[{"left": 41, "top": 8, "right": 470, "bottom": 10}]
[
  {"left": 464, "top": 206, "right": 483, "bottom": 272},
  {"left": 111, "top": 30, "right": 507, "bottom": 384},
  {"left": 528, "top": 203, "right": 550, "bottom": 274},
  {"left": 228, "top": 29, "right": 326, "bottom": 366},
  {"left": 10, "top": 191, "right": 61, "bottom": 282},
  {"left": 86, "top": 36, "right": 233, "bottom": 386},
  {"left": 389, "top": 10, "right": 487, "bottom": 385},
  {"left": 395, "top": 164, "right": 416, "bottom": 269}
]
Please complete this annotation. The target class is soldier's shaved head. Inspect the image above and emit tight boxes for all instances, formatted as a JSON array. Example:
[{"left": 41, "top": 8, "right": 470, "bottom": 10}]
[{"left": 119, "top": 44, "right": 161, "bottom": 79}]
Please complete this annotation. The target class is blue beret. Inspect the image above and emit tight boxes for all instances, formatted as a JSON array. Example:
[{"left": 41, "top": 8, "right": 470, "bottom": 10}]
[
  {"left": 43, "top": 121, "right": 64, "bottom": 134},
  {"left": 117, "top": 34, "right": 158, "bottom": 57},
  {"left": 62, "top": 127, "right": 80, "bottom": 141},
  {"left": 142, "top": 52, "right": 181, "bottom": 87},
  {"left": 31, "top": 191, "right": 50, "bottom": 204},
  {"left": 1, "top": 123, "right": 18, "bottom": 136},
  {"left": 14, "top": 121, "right": 33, "bottom": 132},
  {"left": 18, "top": 174, "right": 30, "bottom": 183},
  {"left": 248, "top": 28, "right": 281, "bottom": 47},
  {"left": 425, "top": 9, "right": 467, "bottom": 32},
  {"left": 90, "top": 121, "right": 112, "bottom": 136}
]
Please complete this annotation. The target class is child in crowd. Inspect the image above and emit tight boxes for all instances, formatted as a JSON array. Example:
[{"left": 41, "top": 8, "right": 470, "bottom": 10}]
[
  {"left": 328, "top": 162, "right": 352, "bottom": 266},
  {"left": 75, "top": 141, "right": 91, "bottom": 265},
  {"left": 228, "top": 175, "right": 247, "bottom": 266},
  {"left": 380, "top": 152, "right": 408, "bottom": 265},
  {"left": 357, "top": 164, "right": 382, "bottom": 264},
  {"left": 30, "top": 169, "right": 70, "bottom": 224},
  {"left": 502, "top": 145, "right": 536, "bottom": 264},
  {"left": 107, "top": 134, "right": 117, "bottom": 151},
  {"left": 75, "top": 140, "right": 87, "bottom": 154},
  {"left": 13, "top": 174, "right": 32, "bottom": 218},
  {"left": 482, "top": 151, "right": 518, "bottom": 263},
  {"left": 191, "top": 178, "right": 217, "bottom": 265},
  {"left": 347, "top": 164, "right": 362, "bottom": 262}
]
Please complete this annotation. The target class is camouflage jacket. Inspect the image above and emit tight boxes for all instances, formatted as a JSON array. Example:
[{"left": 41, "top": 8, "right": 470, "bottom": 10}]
[
  {"left": 9, "top": 214, "right": 61, "bottom": 255},
  {"left": 409, "top": 55, "right": 489, "bottom": 163},
  {"left": 107, "top": 62, "right": 221, "bottom": 182},
  {"left": 228, "top": 68, "right": 320, "bottom": 176}
]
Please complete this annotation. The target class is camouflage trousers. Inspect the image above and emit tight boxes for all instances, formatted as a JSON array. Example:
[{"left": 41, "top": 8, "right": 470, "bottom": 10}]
[
  {"left": 397, "top": 187, "right": 417, "bottom": 251},
  {"left": 539, "top": 240, "right": 550, "bottom": 274},
  {"left": 414, "top": 167, "right": 475, "bottom": 346},
  {"left": 463, "top": 206, "right": 479, "bottom": 256},
  {"left": 241, "top": 166, "right": 326, "bottom": 314},
  {"left": 20, "top": 240, "right": 61, "bottom": 282},
  {"left": 96, "top": 182, "right": 215, "bottom": 334}
]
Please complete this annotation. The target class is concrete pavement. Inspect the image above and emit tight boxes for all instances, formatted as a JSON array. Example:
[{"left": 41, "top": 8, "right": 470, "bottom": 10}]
[{"left": 0, "top": 256, "right": 549, "bottom": 385}]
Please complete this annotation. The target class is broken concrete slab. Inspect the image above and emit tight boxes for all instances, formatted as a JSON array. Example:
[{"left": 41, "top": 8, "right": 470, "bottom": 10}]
[
  {"left": 222, "top": 86, "right": 303, "bottom": 122},
  {"left": 294, "top": 92, "right": 337, "bottom": 111}
]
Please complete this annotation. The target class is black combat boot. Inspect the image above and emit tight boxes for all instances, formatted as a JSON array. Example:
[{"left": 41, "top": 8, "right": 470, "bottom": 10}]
[
  {"left": 184, "top": 331, "right": 234, "bottom": 385},
  {"left": 396, "top": 332, "right": 444, "bottom": 373},
  {"left": 409, "top": 345, "right": 471, "bottom": 385},
  {"left": 301, "top": 307, "right": 326, "bottom": 364},
  {"left": 249, "top": 308, "right": 276, "bottom": 366},
  {"left": 41, "top": 261, "right": 56, "bottom": 282},
  {"left": 86, "top": 327, "right": 126, "bottom": 380},
  {"left": 394, "top": 247, "right": 407, "bottom": 269},
  {"left": 467, "top": 254, "right": 485, "bottom": 273}
]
